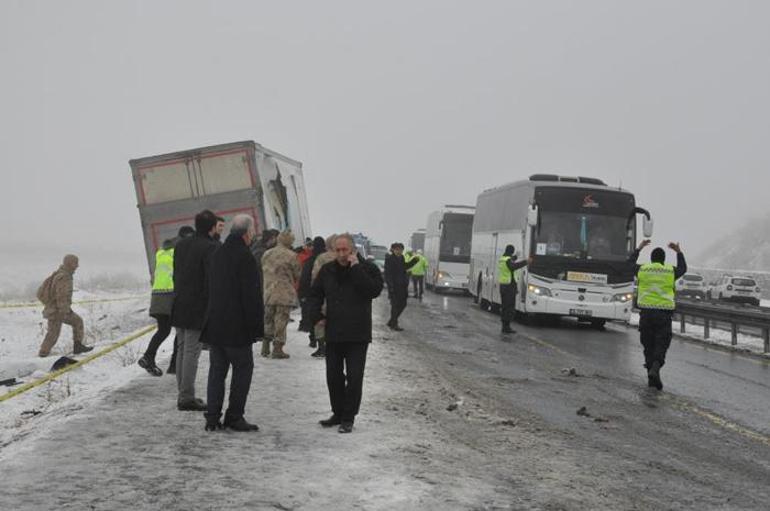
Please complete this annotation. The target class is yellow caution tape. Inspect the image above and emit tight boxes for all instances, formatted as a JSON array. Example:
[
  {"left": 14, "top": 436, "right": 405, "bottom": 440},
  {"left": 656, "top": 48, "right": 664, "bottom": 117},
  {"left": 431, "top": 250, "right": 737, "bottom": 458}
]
[
  {"left": 0, "top": 295, "right": 145, "bottom": 310},
  {"left": 0, "top": 324, "right": 156, "bottom": 403}
]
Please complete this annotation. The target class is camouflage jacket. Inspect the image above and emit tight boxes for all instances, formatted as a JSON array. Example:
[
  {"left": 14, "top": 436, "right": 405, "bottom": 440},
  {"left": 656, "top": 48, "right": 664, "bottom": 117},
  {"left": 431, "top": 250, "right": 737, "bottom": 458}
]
[
  {"left": 43, "top": 266, "right": 74, "bottom": 319},
  {"left": 262, "top": 245, "right": 301, "bottom": 306}
]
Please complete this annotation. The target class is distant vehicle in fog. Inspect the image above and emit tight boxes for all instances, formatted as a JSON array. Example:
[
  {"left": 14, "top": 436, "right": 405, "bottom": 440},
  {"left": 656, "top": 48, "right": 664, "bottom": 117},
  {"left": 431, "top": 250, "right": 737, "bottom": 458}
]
[
  {"left": 424, "top": 205, "right": 475, "bottom": 293},
  {"left": 369, "top": 244, "right": 388, "bottom": 272},
  {"left": 709, "top": 274, "right": 761, "bottom": 306},
  {"left": 676, "top": 273, "right": 706, "bottom": 300},
  {"left": 469, "top": 174, "right": 653, "bottom": 328},
  {"left": 410, "top": 229, "right": 426, "bottom": 252}
]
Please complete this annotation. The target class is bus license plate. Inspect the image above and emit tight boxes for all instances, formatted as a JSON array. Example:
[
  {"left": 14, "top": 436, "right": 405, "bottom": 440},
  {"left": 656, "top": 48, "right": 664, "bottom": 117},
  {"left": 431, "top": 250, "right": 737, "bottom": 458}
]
[
  {"left": 570, "top": 309, "right": 593, "bottom": 317},
  {"left": 567, "top": 272, "right": 608, "bottom": 284}
]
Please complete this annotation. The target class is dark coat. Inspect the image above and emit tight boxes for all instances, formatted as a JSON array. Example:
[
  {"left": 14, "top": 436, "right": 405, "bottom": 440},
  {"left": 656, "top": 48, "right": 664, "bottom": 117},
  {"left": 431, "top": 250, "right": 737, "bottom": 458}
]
[
  {"left": 384, "top": 253, "right": 418, "bottom": 298},
  {"left": 202, "top": 234, "right": 264, "bottom": 346},
  {"left": 298, "top": 240, "right": 327, "bottom": 299},
  {"left": 307, "top": 256, "right": 384, "bottom": 343},
  {"left": 171, "top": 233, "right": 218, "bottom": 330}
]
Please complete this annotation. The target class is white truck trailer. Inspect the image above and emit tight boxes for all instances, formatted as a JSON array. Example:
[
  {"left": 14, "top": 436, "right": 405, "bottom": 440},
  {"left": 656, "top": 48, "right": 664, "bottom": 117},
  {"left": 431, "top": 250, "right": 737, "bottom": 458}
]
[{"left": 130, "top": 140, "right": 312, "bottom": 276}]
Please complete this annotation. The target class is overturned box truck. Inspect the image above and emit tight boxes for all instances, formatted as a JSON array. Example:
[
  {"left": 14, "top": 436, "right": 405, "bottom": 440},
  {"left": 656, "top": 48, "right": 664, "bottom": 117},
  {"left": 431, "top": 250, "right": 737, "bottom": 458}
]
[{"left": 130, "top": 140, "right": 312, "bottom": 276}]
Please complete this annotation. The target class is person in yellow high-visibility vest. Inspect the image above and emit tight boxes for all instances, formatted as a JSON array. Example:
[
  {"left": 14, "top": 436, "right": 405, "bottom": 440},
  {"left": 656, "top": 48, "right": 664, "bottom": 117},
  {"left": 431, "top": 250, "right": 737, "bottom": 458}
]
[
  {"left": 498, "top": 245, "right": 530, "bottom": 334},
  {"left": 138, "top": 226, "right": 195, "bottom": 377},
  {"left": 410, "top": 250, "right": 428, "bottom": 299},
  {"left": 629, "top": 239, "right": 687, "bottom": 390}
]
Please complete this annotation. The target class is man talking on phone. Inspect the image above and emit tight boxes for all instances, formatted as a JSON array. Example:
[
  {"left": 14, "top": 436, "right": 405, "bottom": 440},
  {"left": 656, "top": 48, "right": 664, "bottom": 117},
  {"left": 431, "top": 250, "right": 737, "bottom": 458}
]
[{"left": 307, "top": 233, "right": 384, "bottom": 433}]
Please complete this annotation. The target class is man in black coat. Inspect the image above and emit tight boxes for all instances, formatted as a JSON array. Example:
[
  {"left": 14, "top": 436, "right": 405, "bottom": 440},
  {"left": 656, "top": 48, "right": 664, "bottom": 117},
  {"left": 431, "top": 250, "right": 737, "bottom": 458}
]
[
  {"left": 202, "top": 215, "right": 263, "bottom": 431},
  {"left": 307, "top": 233, "right": 384, "bottom": 433},
  {"left": 383, "top": 243, "right": 419, "bottom": 331},
  {"left": 171, "top": 210, "right": 218, "bottom": 411},
  {"left": 298, "top": 236, "right": 327, "bottom": 350}
]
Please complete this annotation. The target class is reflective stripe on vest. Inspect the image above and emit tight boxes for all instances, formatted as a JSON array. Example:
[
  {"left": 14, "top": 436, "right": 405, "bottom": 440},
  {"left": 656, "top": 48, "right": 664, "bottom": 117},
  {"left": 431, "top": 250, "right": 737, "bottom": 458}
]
[
  {"left": 498, "top": 256, "right": 513, "bottom": 285},
  {"left": 637, "top": 263, "right": 675, "bottom": 310},
  {"left": 152, "top": 248, "right": 174, "bottom": 292},
  {"left": 411, "top": 256, "right": 427, "bottom": 276}
]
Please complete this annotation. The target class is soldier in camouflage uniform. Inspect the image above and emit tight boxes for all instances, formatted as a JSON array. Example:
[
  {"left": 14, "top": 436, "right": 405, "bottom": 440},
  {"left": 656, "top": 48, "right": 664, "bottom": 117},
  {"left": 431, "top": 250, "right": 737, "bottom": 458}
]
[
  {"left": 309, "top": 234, "right": 337, "bottom": 358},
  {"left": 38, "top": 255, "right": 93, "bottom": 357},
  {"left": 261, "top": 230, "right": 302, "bottom": 359}
]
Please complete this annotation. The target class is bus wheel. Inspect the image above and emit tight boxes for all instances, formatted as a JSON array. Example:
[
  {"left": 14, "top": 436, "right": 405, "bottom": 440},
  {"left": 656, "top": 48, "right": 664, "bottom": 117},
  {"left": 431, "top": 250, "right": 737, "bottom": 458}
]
[
  {"left": 490, "top": 303, "right": 501, "bottom": 314},
  {"left": 590, "top": 319, "right": 607, "bottom": 330},
  {"left": 480, "top": 298, "right": 490, "bottom": 311},
  {"left": 473, "top": 279, "right": 481, "bottom": 304}
]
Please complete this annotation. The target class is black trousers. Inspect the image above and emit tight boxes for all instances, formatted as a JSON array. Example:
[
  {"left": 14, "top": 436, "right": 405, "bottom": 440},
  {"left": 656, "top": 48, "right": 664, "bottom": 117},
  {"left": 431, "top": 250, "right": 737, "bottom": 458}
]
[
  {"left": 639, "top": 309, "right": 673, "bottom": 368},
  {"left": 144, "top": 315, "right": 173, "bottom": 361},
  {"left": 412, "top": 276, "right": 424, "bottom": 297},
  {"left": 325, "top": 342, "right": 369, "bottom": 422},
  {"left": 206, "top": 344, "right": 254, "bottom": 422},
  {"left": 390, "top": 293, "right": 408, "bottom": 325},
  {"left": 500, "top": 284, "right": 517, "bottom": 323}
]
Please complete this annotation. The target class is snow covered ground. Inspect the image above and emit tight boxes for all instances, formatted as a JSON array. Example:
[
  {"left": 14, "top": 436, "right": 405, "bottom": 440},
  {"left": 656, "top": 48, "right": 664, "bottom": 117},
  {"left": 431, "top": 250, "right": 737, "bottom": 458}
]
[
  {"left": 0, "top": 303, "right": 541, "bottom": 510},
  {"left": 0, "top": 289, "right": 155, "bottom": 448},
  {"left": 626, "top": 312, "right": 769, "bottom": 356}
]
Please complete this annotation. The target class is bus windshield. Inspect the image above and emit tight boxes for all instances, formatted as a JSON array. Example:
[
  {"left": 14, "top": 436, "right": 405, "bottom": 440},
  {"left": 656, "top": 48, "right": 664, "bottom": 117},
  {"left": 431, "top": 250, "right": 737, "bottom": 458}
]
[
  {"left": 440, "top": 213, "right": 473, "bottom": 263},
  {"left": 533, "top": 188, "right": 636, "bottom": 262}
]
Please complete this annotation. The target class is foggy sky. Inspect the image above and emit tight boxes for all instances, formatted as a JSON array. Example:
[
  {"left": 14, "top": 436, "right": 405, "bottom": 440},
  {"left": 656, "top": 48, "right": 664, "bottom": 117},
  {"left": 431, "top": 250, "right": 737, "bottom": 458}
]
[{"left": 2, "top": 0, "right": 769, "bottom": 271}]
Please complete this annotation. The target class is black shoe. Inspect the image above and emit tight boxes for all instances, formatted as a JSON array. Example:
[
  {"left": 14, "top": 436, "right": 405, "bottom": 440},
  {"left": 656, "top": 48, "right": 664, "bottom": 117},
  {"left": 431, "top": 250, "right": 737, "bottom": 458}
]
[
  {"left": 502, "top": 326, "right": 515, "bottom": 334},
  {"left": 73, "top": 344, "right": 94, "bottom": 355},
  {"left": 204, "top": 418, "right": 223, "bottom": 432},
  {"left": 648, "top": 361, "right": 663, "bottom": 391},
  {"left": 311, "top": 344, "right": 326, "bottom": 358},
  {"left": 178, "top": 399, "right": 207, "bottom": 411},
  {"left": 338, "top": 421, "right": 354, "bottom": 434},
  {"left": 138, "top": 356, "right": 163, "bottom": 377},
  {"left": 388, "top": 323, "right": 404, "bottom": 331},
  {"left": 225, "top": 418, "right": 259, "bottom": 432},
  {"left": 319, "top": 415, "right": 341, "bottom": 428}
]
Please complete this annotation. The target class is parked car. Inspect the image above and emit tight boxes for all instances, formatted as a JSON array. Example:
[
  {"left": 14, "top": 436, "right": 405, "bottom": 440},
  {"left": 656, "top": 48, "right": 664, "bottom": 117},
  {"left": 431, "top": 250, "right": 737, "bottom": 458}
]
[
  {"left": 710, "top": 274, "right": 761, "bottom": 306},
  {"left": 676, "top": 273, "right": 706, "bottom": 299}
]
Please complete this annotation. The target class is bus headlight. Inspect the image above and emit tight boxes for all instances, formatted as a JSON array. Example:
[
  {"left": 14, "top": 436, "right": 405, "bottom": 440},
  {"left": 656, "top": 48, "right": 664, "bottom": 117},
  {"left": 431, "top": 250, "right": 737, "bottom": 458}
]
[
  {"left": 612, "top": 293, "right": 634, "bottom": 303},
  {"left": 527, "top": 284, "right": 552, "bottom": 297},
  {"left": 437, "top": 271, "right": 453, "bottom": 280}
]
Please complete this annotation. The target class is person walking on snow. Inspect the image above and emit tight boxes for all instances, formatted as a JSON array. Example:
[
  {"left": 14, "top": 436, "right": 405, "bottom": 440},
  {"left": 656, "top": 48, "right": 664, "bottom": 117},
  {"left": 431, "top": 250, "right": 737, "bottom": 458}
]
[
  {"left": 138, "top": 226, "right": 194, "bottom": 377},
  {"left": 629, "top": 240, "right": 687, "bottom": 390},
  {"left": 171, "top": 210, "right": 219, "bottom": 411},
  {"left": 308, "top": 234, "right": 339, "bottom": 358},
  {"left": 307, "top": 233, "right": 384, "bottom": 433},
  {"left": 384, "top": 243, "right": 419, "bottom": 331},
  {"left": 202, "top": 214, "right": 264, "bottom": 432},
  {"left": 37, "top": 254, "right": 93, "bottom": 357},
  {"left": 410, "top": 249, "right": 428, "bottom": 299},
  {"left": 261, "top": 230, "right": 301, "bottom": 359},
  {"left": 298, "top": 236, "right": 327, "bottom": 347}
]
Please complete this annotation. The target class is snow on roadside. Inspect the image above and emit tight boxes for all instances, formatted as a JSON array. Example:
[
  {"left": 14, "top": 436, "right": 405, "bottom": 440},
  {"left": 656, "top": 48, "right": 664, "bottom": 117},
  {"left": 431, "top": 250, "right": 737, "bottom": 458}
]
[
  {"left": 0, "top": 292, "right": 158, "bottom": 448},
  {"left": 624, "top": 312, "right": 768, "bottom": 355}
]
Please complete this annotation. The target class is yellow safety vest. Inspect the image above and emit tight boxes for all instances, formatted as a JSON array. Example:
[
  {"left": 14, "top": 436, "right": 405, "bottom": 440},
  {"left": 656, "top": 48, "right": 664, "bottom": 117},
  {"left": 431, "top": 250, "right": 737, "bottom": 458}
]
[
  {"left": 637, "top": 263, "right": 675, "bottom": 310},
  {"left": 152, "top": 248, "right": 174, "bottom": 292},
  {"left": 498, "top": 256, "right": 513, "bottom": 285}
]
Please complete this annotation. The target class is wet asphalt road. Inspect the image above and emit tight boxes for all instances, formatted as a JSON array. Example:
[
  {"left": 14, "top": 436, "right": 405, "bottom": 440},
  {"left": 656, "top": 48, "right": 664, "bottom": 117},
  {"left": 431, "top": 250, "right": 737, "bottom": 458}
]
[{"left": 391, "top": 290, "right": 770, "bottom": 508}]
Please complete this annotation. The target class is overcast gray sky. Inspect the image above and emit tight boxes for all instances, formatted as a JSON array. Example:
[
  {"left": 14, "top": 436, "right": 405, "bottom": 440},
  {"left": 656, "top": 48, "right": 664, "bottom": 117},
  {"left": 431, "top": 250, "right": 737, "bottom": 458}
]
[{"left": 2, "top": 0, "right": 769, "bottom": 270}]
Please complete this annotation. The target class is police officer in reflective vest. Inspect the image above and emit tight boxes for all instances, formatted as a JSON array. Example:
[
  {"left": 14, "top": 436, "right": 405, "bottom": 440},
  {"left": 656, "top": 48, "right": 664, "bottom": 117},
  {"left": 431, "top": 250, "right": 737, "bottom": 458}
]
[
  {"left": 630, "top": 240, "right": 687, "bottom": 390},
  {"left": 499, "top": 245, "right": 529, "bottom": 334}
]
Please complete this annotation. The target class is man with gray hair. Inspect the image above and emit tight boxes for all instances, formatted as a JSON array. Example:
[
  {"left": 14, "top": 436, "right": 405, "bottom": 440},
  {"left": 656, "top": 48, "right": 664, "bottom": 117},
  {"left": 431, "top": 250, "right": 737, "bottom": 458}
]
[
  {"left": 202, "top": 214, "right": 264, "bottom": 431},
  {"left": 308, "top": 233, "right": 384, "bottom": 433}
]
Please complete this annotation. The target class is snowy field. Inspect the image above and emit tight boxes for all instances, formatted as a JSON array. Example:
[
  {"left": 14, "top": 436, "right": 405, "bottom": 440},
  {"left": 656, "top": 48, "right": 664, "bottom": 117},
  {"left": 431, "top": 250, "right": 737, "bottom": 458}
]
[{"left": 0, "top": 288, "right": 155, "bottom": 448}]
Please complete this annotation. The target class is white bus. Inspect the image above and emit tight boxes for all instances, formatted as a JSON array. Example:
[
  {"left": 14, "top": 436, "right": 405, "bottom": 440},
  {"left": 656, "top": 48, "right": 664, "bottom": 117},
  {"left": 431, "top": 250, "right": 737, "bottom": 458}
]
[
  {"left": 469, "top": 175, "right": 653, "bottom": 327},
  {"left": 424, "top": 205, "right": 475, "bottom": 293}
]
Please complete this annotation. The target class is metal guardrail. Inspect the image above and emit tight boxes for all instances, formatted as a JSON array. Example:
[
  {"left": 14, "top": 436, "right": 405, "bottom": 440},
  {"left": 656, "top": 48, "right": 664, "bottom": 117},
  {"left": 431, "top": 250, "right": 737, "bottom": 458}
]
[{"left": 675, "top": 298, "right": 770, "bottom": 353}]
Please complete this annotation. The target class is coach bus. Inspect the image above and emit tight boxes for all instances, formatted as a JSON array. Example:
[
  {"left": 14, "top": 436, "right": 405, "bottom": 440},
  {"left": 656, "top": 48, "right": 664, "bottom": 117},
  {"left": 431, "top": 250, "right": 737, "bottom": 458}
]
[
  {"left": 469, "top": 175, "right": 652, "bottom": 328},
  {"left": 424, "top": 205, "right": 475, "bottom": 293}
]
